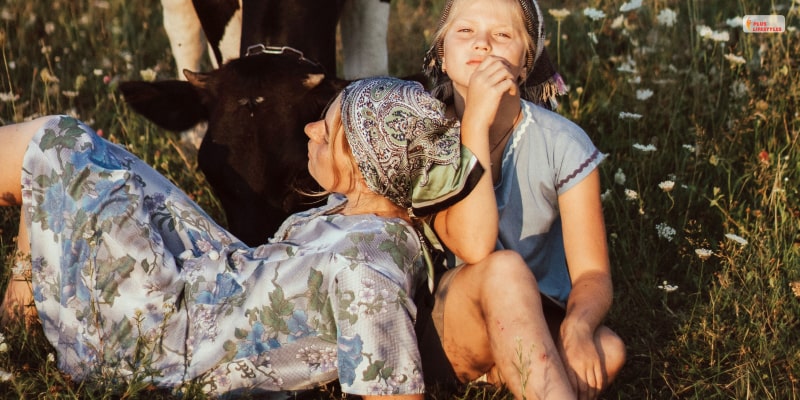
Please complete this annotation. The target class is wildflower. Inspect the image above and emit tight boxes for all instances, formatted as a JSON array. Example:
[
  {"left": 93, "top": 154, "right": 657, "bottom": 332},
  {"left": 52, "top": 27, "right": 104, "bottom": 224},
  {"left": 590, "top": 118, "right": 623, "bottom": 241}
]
[
  {"left": 724, "top": 233, "right": 748, "bottom": 246},
  {"left": 790, "top": 282, "right": 800, "bottom": 299},
  {"left": 93, "top": 68, "right": 103, "bottom": 76},
  {"left": 655, "top": 223, "right": 676, "bottom": 241},
  {"left": 710, "top": 31, "right": 729, "bottom": 42},
  {"left": 682, "top": 144, "right": 696, "bottom": 152},
  {"left": 0, "top": 343, "right": 7, "bottom": 353},
  {"left": 657, "top": 8, "right": 678, "bottom": 27},
  {"left": 62, "top": 90, "right": 79, "bottom": 98},
  {"left": 0, "top": 91, "right": 19, "bottom": 102},
  {"left": 633, "top": 143, "right": 656, "bottom": 152},
  {"left": 95, "top": 1, "right": 111, "bottom": 10},
  {"left": 45, "top": 22, "right": 56, "bottom": 35},
  {"left": 601, "top": 188, "right": 613, "bottom": 202},
  {"left": 658, "top": 180, "right": 675, "bottom": 192},
  {"left": 0, "top": 369, "right": 12, "bottom": 382},
  {"left": 139, "top": 68, "right": 157, "bottom": 82},
  {"left": 636, "top": 89, "right": 653, "bottom": 100},
  {"left": 616, "top": 57, "right": 637, "bottom": 74},
  {"left": 624, "top": 189, "right": 638, "bottom": 200},
  {"left": 47, "top": 353, "right": 55, "bottom": 363},
  {"left": 628, "top": 75, "right": 642, "bottom": 84},
  {"left": 697, "top": 25, "right": 729, "bottom": 42},
  {"left": 583, "top": 7, "right": 606, "bottom": 21},
  {"left": 726, "top": 17, "right": 743, "bottom": 28},
  {"left": 724, "top": 54, "right": 746, "bottom": 66},
  {"left": 614, "top": 168, "right": 626, "bottom": 185},
  {"left": 695, "top": 248, "right": 713, "bottom": 260},
  {"left": 619, "top": 0, "right": 642, "bottom": 12},
  {"left": 548, "top": 8, "right": 571, "bottom": 21},
  {"left": 619, "top": 112, "right": 643, "bottom": 120},
  {"left": 696, "top": 25, "right": 713, "bottom": 38},
  {"left": 657, "top": 281, "right": 678, "bottom": 292}
]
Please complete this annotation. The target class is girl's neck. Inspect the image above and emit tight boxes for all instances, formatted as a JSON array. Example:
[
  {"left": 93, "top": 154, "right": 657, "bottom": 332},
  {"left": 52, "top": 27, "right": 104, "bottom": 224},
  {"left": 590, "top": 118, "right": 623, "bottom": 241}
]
[
  {"left": 453, "top": 92, "right": 522, "bottom": 139},
  {"left": 453, "top": 91, "right": 522, "bottom": 181},
  {"left": 342, "top": 191, "right": 410, "bottom": 222}
]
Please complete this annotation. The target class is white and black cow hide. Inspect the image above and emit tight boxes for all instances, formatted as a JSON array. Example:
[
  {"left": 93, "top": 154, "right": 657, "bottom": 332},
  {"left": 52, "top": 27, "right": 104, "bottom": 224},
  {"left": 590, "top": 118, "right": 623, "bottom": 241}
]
[
  {"left": 161, "top": 0, "right": 390, "bottom": 80},
  {"left": 119, "top": 50, "right": 349, "bottom": 245}
]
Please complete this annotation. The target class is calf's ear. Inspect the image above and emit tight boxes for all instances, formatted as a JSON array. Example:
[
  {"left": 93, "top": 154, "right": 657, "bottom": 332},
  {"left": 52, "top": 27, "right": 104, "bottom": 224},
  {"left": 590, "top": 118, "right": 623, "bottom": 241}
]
[
  {"left": 302, "top": 73, "right": 325, "bottom": 89},
  {"left": 119, "top": 80, "right": 209, "bottom": 132},
  {"left": 184, "top": 69, "right": 212, "bottom": 90}
]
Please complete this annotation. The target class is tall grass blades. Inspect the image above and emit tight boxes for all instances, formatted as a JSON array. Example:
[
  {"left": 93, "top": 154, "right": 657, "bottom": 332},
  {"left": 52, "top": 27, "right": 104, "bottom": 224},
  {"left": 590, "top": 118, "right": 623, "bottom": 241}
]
[{"left": 1, "top": 0, "right": 798, "bottom": 398}]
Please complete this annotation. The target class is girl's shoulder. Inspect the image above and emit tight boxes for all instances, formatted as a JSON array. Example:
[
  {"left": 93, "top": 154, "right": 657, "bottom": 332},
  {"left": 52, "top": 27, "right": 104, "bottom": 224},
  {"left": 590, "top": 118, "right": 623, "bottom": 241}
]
[{"left": 520, "top": 100, "right": 590, "bottom": 140}]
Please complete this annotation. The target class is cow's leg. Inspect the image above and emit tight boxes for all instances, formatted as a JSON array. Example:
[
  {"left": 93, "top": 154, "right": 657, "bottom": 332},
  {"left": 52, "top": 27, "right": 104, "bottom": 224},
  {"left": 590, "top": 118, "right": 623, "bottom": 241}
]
[
  {"left": 340, "top": 0, "right": 390, "bottom": 79},
  {"left": 162, "top": 0, "right": 207, "bottom": 79},
  {"left": 217, "top": 5, "right": 242, "bottom": 62}
]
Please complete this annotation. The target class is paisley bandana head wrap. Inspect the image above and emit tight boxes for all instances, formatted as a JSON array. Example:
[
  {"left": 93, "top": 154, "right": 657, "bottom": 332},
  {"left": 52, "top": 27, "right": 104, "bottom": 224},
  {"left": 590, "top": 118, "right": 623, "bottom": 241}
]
[
  {"left": 341, "top": 77, "right": 483, "bottom": 216},
  {"left": 422, "top": 0, "right": 567, "bottom": 109}
]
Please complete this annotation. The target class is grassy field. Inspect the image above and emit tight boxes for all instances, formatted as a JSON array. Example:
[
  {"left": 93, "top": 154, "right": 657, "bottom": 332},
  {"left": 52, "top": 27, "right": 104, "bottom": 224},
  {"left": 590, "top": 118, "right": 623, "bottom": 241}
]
[{"left": 1, "top": 0, "right": 798, "bottom": 398}]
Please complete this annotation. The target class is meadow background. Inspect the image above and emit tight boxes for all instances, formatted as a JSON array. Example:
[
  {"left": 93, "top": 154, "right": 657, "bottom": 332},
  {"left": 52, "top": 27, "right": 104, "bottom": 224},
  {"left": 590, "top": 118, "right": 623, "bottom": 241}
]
[{"left": 1, "top": 0, "right": 798, "bottom": 398}]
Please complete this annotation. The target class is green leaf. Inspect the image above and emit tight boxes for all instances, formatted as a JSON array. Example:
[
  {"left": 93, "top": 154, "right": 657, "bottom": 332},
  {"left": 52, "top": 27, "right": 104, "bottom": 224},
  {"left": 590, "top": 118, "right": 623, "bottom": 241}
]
[
  {"left": 269, "top": 286, "right": 294, "bottom": 317},
  {"left": 362, "top": 360, "right": 386, "bottom": 381}
]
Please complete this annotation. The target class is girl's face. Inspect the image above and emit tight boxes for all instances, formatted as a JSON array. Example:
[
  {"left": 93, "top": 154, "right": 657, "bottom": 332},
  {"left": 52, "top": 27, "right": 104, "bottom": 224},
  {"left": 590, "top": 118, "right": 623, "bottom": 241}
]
[
  {"left": 441, "top": 0, "right": 529, "bottom": 94},
  {"left": 304, "top": 94, "right": 356, "bottom": 194}
]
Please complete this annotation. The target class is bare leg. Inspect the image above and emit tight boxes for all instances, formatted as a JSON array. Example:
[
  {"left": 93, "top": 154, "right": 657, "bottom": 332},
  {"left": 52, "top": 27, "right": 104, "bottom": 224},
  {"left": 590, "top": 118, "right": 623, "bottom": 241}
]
[
  {"left": 1, "top": 214, "right": 36, "bottom": 326},
  {"left": 0, "top": 116, "right": 49, "bottom": 206},
  {"left": 0, "top": 116, "right": 49, "bottom": 326},
  {"left": 439, "top": 250, "right": 576, "bottom": 399}
]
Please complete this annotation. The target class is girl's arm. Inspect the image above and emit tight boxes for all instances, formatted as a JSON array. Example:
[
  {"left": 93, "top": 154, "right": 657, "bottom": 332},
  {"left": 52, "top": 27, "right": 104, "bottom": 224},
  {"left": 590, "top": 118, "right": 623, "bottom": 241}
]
[
  {"left": 433, "top": 57, "right": 518, "bottom": 264},
  {"left": 560, "top": 169, "right": 612, "bottom": 333},
  {"left": 557, "top": 169, "right": 614, "bottom": 397}
]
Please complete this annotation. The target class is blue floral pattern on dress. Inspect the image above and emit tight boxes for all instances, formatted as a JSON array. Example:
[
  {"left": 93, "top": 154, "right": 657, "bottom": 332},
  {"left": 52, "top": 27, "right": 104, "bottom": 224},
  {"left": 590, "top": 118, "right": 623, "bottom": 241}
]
[{"left": 21, "top": 116, "right": 426, "bottom": 396}]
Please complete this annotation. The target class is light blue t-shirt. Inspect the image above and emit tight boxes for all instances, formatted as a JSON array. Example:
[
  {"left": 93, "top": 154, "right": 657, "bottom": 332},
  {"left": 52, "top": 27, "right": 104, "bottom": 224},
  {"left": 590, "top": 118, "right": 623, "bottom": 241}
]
[{"left": 495, "top": 100, "right": 605, "bottom": 304}]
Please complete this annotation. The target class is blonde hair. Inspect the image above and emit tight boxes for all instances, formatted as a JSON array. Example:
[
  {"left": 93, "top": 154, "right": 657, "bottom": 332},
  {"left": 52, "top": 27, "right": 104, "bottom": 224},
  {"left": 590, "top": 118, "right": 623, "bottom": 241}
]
[{"left": 427, "top": 0, "right": 534, "bottom": 101}]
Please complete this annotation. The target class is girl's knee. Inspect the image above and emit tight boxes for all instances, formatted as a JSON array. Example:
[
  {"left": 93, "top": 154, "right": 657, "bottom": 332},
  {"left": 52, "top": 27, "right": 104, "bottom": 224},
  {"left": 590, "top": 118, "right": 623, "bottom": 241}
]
[
  {"left": 598, "top": 327, "right": 626, "bottom": 378},
  {"left": 481, "top": 250, "right": 536, "bottom": 284},
  {"left": 0, "top": 116, "right": 55, "bottom": 206}
]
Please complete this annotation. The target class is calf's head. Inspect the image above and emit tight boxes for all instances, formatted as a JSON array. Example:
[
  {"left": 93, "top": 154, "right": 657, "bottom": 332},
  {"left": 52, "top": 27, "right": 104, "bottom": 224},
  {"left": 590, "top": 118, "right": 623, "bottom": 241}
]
[{"left": 120, "top": 50, "right": 348, "bottom": 245}]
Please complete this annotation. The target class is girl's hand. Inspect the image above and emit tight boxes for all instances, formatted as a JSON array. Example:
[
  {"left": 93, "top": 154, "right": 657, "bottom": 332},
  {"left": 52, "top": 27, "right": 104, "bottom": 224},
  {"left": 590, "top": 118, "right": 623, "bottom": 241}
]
[
  {"left": 559, "top": 325, "right": 604, "bottom": 400},
  {"left": 463, "top": 56, "right": 518, "bottom": 128}
]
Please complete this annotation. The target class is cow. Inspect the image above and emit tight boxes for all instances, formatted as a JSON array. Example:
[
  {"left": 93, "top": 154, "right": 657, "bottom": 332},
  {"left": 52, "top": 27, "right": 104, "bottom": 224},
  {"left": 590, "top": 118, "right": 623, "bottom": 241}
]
[
  {"left": 161, "top": 0, "right": 390, "bottom": 79},
  {"left": 119, "top": 47, "right": 349, "bottom": 245},
  {"left": 161, "top": 0, "right": 389, "bottom": 148}
]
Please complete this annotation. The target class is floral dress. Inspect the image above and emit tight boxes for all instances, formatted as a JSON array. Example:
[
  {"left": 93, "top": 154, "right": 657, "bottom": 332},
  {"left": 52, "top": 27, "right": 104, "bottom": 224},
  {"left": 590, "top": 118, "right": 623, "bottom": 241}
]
[{"left": 20, "top": 116, "right": 426, "bottom": 396}]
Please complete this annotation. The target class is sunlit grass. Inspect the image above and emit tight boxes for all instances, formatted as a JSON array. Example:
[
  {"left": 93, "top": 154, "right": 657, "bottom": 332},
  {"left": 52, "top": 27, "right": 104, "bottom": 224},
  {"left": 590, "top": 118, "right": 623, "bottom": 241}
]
[{"left": 1, "top": 0, "right": 799, "bottom": 398}]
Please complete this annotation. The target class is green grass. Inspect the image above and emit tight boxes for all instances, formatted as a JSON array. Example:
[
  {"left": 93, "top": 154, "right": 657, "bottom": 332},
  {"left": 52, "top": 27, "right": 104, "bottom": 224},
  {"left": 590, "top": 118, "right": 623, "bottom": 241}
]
[{"left": 1, "top": 0, "right": 799, "bottom": 398}]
